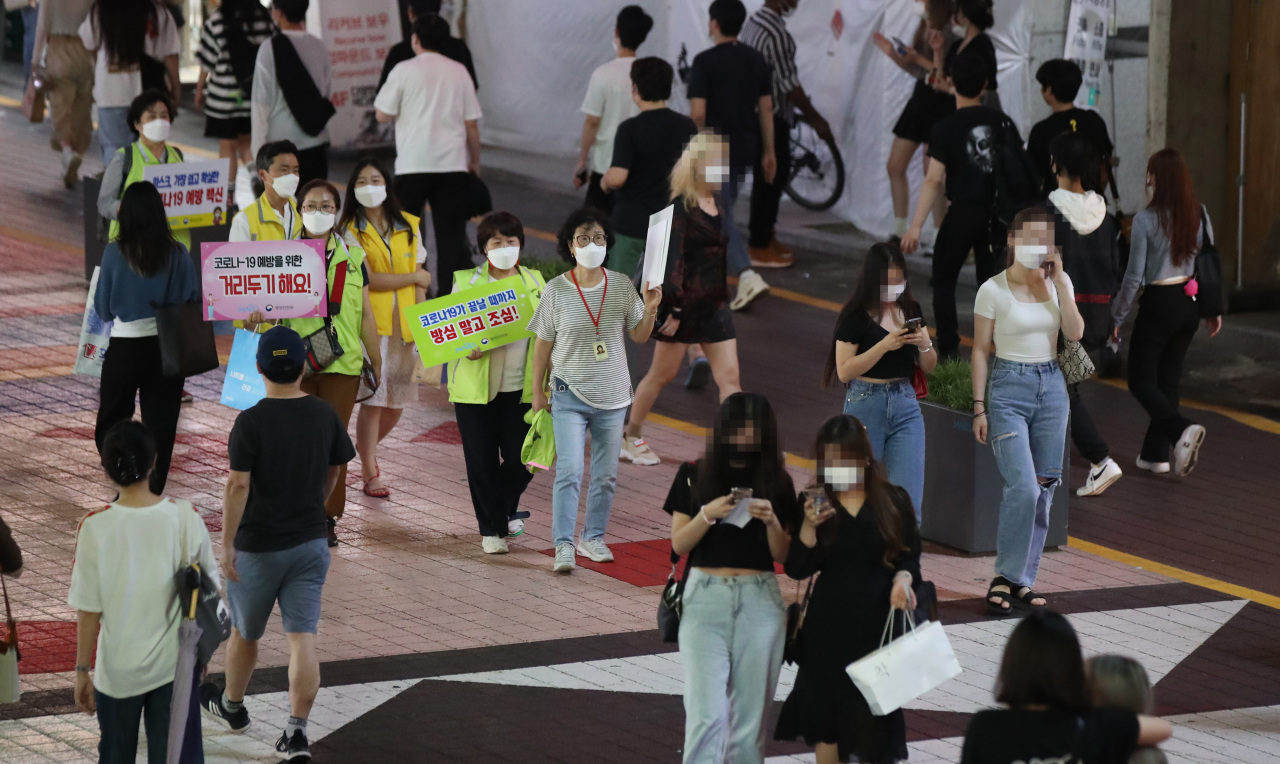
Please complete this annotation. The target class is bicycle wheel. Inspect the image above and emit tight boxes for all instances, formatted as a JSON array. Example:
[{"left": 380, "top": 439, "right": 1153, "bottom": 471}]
[{"left": 785, "top": 117, "right": 845, "bottom": 211}]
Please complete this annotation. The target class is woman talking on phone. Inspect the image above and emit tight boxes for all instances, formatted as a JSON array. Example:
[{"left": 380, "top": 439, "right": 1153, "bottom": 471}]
[
  {"left": 665, "top": 393, "right": 796, "bottom": 764},
  {"left": 774, "top": 415, "right": 921, "bottom": 764},
  {"left": 971, "top": 206, "right": 1083, "bottom": 616},
  {"left": 824, "top": 242, "right": 935, "bottom": 522}
]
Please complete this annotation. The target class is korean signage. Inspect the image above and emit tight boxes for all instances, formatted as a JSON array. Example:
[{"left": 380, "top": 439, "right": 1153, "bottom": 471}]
[
  {"left": 143, "top": 159, "right": 233, "bottom": 229},
  {"left": 319, "top": 0, "right": 400, "bottom": 150},
  {"left": 199, "top": 240, "right": 329, "bottom": 321},
  {"left": 1064, "top": 0, "right": 1112, "bottom": 108},
  {"left": 404, "top": 276, "right": 536, "bottom": 368}
]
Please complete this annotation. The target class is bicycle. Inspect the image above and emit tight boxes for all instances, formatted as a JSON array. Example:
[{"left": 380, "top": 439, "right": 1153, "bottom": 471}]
[{"left": 786, "top": 112, "right": 845, "bottom": 211}]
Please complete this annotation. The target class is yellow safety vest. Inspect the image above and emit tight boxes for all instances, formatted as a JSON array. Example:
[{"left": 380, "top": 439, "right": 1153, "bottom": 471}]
[
  {"left": 343, "top": 212, "right": 422, "bottom": 338},
  {"left": 243, "top": 194, "right": 302, "bottom": 241},
  {"left": 447, "top": 263, "right": 545, "bottom": 405}
]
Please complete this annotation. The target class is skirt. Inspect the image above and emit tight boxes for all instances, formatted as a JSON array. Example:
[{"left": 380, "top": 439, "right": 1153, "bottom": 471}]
[
  {"left": 360, "top": 336, "right": 419, "bottom": 409},
  {"left": 204, "top": 115, "right": 251, "bottom": 140},
  {"left": 654, "top": 305, "right": 736, "bottom": 345},
  {"left": 892, "top": 80, "right": 955, "bottom": 144}
]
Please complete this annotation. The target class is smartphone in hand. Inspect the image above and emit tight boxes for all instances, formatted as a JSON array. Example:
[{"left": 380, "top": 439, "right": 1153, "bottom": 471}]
[{"left": 904, "top": 317, "right": 924, "bottom": 333}]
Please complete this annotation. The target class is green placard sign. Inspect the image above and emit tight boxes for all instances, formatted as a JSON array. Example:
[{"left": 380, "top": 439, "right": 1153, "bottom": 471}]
[{"left": 403, "top": 275, "right": 536, "bottom": 368}]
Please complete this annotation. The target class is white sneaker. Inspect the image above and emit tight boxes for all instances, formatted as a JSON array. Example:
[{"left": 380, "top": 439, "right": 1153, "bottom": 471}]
[
  {"left": 620, "top": 437, "right": 660, "bottom": 466},
  {"left": 552, "top": 542, "right": 576, "bottom": 572},
  {"left": 507, "top": 518, "right": 525, "bottom": 537},
  {"left": 481, "top": 536, "right": 508, "bottom": 555},
  {"left": 1076, "top": 458, "right": 1122, "bottom": 496},
  {"left": 1135, "top": 457, "right": 1171, "bottom": 475},
  {"left": 1172, "top": 424, "right": 1206, "bottom": 477},
  {"left": 730, "top": 270, "right": 770, "bottom": 311},
  {"left": 576, "top": 538, "right": 614, "bottom": 563}
]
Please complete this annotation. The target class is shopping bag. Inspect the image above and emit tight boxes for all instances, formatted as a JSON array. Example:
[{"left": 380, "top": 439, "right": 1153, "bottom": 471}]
[
  {"left": 22, "top": 76, "right": 45, "bottom": 124},
  {"left": 219, "top": 330, "right": 266, "bottom": 410},
  {"left": 73, "top": 267, "right": 112, "bottom": 378},
  {"left": 0, "top": 572, "right": 21, "bottom": 704},
  {"left": 845, "top": 588, "right": 961, "bottom": 716}
]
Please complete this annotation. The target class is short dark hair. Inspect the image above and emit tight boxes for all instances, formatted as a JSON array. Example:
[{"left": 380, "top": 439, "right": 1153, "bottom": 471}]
[
  {"left": 127, "top": 89, "right": 174, "bottom": 135},
  {"left": 616, "top": 5, "right": 654, "bottom": 51},
  {"left": 631, "top": 57, "right": 673, "bottom": 102},
  {"left": 407, "top": 0, "right": 440, "bottom": 17},
  {"left": 957, "top": 0, "right": 994, "bottom": 30},
  {"left": 709, "top": 0, "right": 747, "bottom": 37},
  {"left": 477, "top": 211, "right": 525, "bottom": 254},
  {"left": 117, "top": 182, "right": 179, "bottom": 278},
  {"left": 413, "top": 14, "right": 451, "bottom": 51},
  {"left": 1049, "top": 131, "right": 1100, "bottom": 183},
  {"left": 995, "top": 610, "right": 1091, "bottom": 713},
  {"left": 555, "top": 208, "right": 614, "bottom": 264},
  {"left": 256, "top": 140, "right": 299, "bottom": 173},
  {"left": 101, "top": 420, "right": 156, "bottom": 488},
  {"left": 951, "top": 51, "right": 992, "bottom": 98},
  {"left": 272, "top": 0, "right": 308, "bottom": 25},
  {"left": 260, "top": 359, "right": 304, "bottom": 384},
  {"left": 1036, "top": 59, "right": 1084, "bottom": 104},
  {"left": 298, "top": 178, "right": 343, "bottom": 213}
]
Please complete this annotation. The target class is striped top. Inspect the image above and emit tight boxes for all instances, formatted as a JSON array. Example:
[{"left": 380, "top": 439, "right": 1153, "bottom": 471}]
[
  {"left": 739, "top": 5, "right": 800, "bottom": 124},
  {"left": 196, "top": 9, "right": 274, "bottom": 120},
  {"left": 527, "top": 270, "right": 645, "bottom": 410}
]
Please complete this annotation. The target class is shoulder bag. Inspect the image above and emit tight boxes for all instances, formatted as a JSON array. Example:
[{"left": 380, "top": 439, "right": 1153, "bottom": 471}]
[
  {"left": 1051, "top": 276, "right": 1095, "bottom": 385},
  {"left": 300, "top": 244, "right": 348, "bottom": 377},
  {"left": 155, "top": 251, "right": 219, "bottom": 379},
  {"left": 270, "top": 34, "right": 336, "bottom": 137},
  {"left": 1192, "top": 208, "right": 1224, "bottom": 318},
  {"left": 657, "top": 549, "right": 686, "bottom": 643}
]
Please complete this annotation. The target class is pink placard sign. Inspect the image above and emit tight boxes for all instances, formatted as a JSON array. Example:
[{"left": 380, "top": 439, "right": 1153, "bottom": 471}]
[{"left": 200, "top": 240, "right": 329, "bottom": 321}]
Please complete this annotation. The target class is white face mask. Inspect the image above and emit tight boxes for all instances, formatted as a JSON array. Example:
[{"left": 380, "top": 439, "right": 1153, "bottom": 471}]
[
  {"left": 574, "top": 243, "right": 607, "bottom": 269},
  {"left": 824, "top": 466, "right": 864, "bottom": 491},
  {"left": 952, "top": 23, "right": 967, "bottom": 37},
  {"left": 140, "top": 118, "right": 170, "bottom": 142},
  {"left": 302, "top": 211, "right": 335, "bottom": 236},
  {"left": 881, "top": 283, "right": 906, "bottom": 302},
  {"left": 705, "top": 165, "right": 729, "bottom": 185},
  {"left": 271, "top": 172, "right": 300, "bottom": 199},
  {"left": 354, "top": 184, "right": 387, "bottom": 208},
  {"left": 1014, "top": 244, "right": 1049, "bottom": 268},
  {"left": 487, "top": 245, "right": 520, "bottom": 271},
  {"left": 611, "top": 38, "right": 619, "bottom": 54}
]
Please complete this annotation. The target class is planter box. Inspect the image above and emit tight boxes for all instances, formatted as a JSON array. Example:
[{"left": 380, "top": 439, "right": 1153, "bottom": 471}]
[{"left": 919, "top": 400, "right": 1069, "bottom": 554}]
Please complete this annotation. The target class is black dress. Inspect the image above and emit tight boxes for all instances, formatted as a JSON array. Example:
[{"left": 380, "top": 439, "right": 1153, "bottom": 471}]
[
  {"left": 774, "top": 488, "right": 922, "bottom": 763},
  {"left": 656, "top": 199, "right": 735, "bottom": 345}
]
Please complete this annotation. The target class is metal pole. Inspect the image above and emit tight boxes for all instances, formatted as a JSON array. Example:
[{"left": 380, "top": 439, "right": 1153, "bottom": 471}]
[{"left": 1235, "top": 93, "right": 1246, "bottom": 290}]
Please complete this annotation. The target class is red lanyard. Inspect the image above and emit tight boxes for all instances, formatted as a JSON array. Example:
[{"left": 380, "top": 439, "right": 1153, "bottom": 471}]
[{"left": 570, "top": 268, "right": 607, "bottom": 336}]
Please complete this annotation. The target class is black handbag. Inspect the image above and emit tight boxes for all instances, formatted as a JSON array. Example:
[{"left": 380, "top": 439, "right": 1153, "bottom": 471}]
[
  {"left": 783, "top": 576, "right": 814, "bottom": 666},
  {"left": 154, "top": 252, "right": 218, "bottom": 379},
  {"left": 1193, "top": 209, "right": 1224, "bottom": 318},
  {"left": 465, "top": 173, "right": 494, "bottom": 219},
  {"left": 657, "top": 549, "right": 686, "bottom": 643}
]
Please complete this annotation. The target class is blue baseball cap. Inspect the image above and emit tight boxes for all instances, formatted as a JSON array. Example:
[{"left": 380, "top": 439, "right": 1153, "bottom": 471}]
[{"left": 256, "top": 326, "right": 306, "bottom": 375}]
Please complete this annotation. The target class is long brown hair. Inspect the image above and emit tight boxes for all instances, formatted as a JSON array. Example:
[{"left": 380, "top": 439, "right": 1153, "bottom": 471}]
[
  {"left": 1146, "top": 148, "right": 1201, "bottom": 268},
  {"left": 823, "top": 242, "right": 921, "bottom": 389},
  {"left": 811, "top": 415, "right": 909, "bottom": 568}
]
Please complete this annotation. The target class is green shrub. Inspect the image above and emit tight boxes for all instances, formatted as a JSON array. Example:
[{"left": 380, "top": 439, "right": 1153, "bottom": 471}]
[
  {"left": 524, "top": 257, "right": 571, "bottom": 283},
  {"left": 925, "top": 359, "right": 974, "bottom": 411}
]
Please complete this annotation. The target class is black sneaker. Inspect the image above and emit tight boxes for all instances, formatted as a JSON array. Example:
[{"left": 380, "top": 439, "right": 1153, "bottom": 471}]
[
  {"left": 199, "top": 681, "right": 250, "bottom": 733},
  {"left": 326, "top": 518, "right": 338, "bottom": 547},
  {"left": 275, "top": 729, "right": 311, "bottom": 760}
]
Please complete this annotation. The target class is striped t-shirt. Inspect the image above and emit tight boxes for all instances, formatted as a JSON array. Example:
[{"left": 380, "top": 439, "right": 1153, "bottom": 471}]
[
  {"left": 196, "top": 9, "right": 274, "bottom": 120},
  {"left": 528, "top": 270, "right": 645, "bottom": 410}
]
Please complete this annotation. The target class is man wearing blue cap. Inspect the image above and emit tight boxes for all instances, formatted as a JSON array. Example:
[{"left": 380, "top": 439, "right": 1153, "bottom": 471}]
[{"left": 200, "top": 326, "right": 355, "bottom": 761}]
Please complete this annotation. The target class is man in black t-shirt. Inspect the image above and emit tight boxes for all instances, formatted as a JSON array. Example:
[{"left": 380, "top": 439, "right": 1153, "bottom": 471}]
[
  {"left": 376, "top": 0, "right": 477, "bottom": 92},
  {"left": 601, "top": 57, "right": 698, "bottom": 282},
  {"left": 199, "top": 326, "right": 355, "bottom": 762},
  {"left": 1026, "top": 59, "right": 1113, "bottom": 197},
  {"left": 902, "top": 52, "right": 1009, "bottom": 360}
]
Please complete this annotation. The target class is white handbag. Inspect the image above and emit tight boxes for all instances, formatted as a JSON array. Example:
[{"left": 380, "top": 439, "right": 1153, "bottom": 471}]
[
  {"left": 0, "top": 572, "right": 20, "bottom": 704},
  {"left": 845, "top": 585, "right": 961, "bottom": 716}
]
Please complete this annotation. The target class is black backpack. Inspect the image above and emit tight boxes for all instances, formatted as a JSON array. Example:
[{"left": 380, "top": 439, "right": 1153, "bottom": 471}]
[{"left": 992, "top": 117, "right": 1042, "bottom": 226}]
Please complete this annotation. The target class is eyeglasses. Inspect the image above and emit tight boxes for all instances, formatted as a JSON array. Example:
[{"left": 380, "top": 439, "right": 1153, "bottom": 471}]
[
  {"left": 574, "top": 233, "right": 608, "bottom": 247},
  {"left": 301, "top": 204, "right": 337, "bottom": 214}
]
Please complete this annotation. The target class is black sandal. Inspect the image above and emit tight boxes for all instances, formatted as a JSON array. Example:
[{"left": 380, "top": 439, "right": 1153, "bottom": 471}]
[
  {"left": 986, "top": 576, "right": 1018, "bottom": 616},
  {"left": 1014, "top": 587, "right": 1047, "bottom": 609}
]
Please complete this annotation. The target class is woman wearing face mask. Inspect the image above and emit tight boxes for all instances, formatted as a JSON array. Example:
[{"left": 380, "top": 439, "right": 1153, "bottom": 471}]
[
  {"left": 528, "top": 209, "right": 663, "bottom": 573},
  {"left": 775, "top": 415, "right": 921, "bottom": 764},
  {"left": 338, "top": 159, "right": 431, "bottom": 499},
  {"left": 941, "top": 0, "right": 999, "bottom": 111},
  {"left": 98, "top": 89, "right": 191, "bottom": 249},
  {"left": 824, "top": 242, "right": 935, "bottom": 522},
  {"left": 625, "top": 131, "right": 743, "bottom": 467},
  {"left": 665, "top": 393, "right": 796, "bottom": 764},
  {"left": 971, "top": 206, "right": 1083, "bottom": 615},
  {"left": 1111, "top": 149, "right": 1221, "bottom": 478},
  {"left": 252, "top": 179, "right": 381, "bottom": 546},
  {"left": 449, "top": 212, "right": 547, "bottom": 555}
]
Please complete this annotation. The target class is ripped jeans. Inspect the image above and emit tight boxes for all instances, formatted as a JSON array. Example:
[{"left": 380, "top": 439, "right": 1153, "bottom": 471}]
[{"left": 988, "top": 358, "right": 1068, "bottom": 587}]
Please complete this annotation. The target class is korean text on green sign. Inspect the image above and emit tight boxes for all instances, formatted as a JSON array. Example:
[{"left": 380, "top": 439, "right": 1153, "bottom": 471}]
[{"left": 403, "top": 275, "right": 535, "bottom": 368}]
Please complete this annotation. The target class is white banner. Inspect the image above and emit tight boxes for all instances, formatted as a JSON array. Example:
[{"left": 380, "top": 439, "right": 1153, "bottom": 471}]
[
  {"left": 1064, "top": 0, "right": 1112, "bottom": 108},
  {"left": 318, "top": 0, "right": 401, "bottom": 150}
]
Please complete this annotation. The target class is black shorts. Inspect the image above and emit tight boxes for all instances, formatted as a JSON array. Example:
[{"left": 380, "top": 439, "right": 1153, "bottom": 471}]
[
  {"left": 204, "top": 115, "right": 251, "bottom": 140},
  {"left": 892, "top": 80, "right": 955, "bottom": 144},
  {"left": 654, "top": 306, "right": 736, "bottom": 345}
]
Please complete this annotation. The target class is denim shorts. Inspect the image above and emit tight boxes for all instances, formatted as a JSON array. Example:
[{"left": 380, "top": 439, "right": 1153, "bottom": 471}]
[{"left": 227, "top": 538, "right": 330, "bottom": 641}]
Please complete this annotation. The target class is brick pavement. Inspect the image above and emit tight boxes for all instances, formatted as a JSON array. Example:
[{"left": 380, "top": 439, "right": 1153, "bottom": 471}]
[{"left": 0, "top": 96, "right": 1277, "bottom": 762}]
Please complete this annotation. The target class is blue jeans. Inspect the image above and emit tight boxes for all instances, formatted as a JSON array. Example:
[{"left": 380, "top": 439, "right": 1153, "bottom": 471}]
[
  {"left": 843, "top": 378, "right": 925, "bottom": 522},
  {"left": 988, "top": 359, "right": 1068, "bottom": 587},
  {"left": 22, "top": 6, "right": 38, "bottom": 83},
  {"left": 723, "top": 173, "right": 751, "bottom": 276},
  {"left": 97, "top": 107, "right": 133, "bottom": 167},
  {"left": 95, "top": 663, "right": 203, "bottom": 764},
  {"left": 550, "top": 379, "right": 627, "bottom": 547},
  {"left": 679, "top": 570, "right": 785, "bottom": 764}
]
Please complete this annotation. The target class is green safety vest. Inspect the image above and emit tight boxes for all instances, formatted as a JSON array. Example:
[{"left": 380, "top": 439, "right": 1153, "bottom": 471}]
[
  {"left": 446, "top": 263, "right": 545, "bottom": 405},
  {"left": 282, "top": 234, "right": 367, "bottom": 377},
  {"left": 108, "top": 142, "right": 190, "bottom": 248}
]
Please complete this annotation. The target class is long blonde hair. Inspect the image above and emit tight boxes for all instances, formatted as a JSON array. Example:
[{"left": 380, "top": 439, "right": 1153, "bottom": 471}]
[{"left": 669, "top": 130, "right": 726, "bottom": 211}]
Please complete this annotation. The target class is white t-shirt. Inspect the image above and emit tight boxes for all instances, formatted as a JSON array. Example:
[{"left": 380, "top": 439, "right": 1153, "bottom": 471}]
[
  {"left": 580, "top": 57, "right": 641, "bottom": 176},
  {"left": 67, "top": 499, "right": 220, "bottom": 699},
  {"left": 375, "top": 52, "right": 482, "bottom": 175},
  {"left": 974, "top": 271, "right": 1072, "bottom": 363},
  {"left": 78, "top": 6, "right": 181, "bottom": 109}
]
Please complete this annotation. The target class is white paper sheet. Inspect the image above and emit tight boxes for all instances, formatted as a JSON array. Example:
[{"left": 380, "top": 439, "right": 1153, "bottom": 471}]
[{"left": 642, "top": 204, "right": 674, "bottom": 290}]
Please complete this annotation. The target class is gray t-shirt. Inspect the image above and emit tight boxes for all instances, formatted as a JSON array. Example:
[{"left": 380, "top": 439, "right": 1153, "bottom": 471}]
[
  {"left": 1112, "top": 206, "right": 1210, "bottom": 326},
  {"left": 528, "top": 270, "right": 644, "bottom": 410}
]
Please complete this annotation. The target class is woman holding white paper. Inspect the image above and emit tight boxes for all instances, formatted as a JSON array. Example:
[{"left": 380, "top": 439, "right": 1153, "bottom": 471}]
[
  {"left": 622, "top": 131, "right": 742, "bottom": 467},
  {"left": 775, "top": 414, "right": 921, "bottom": 764}
]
